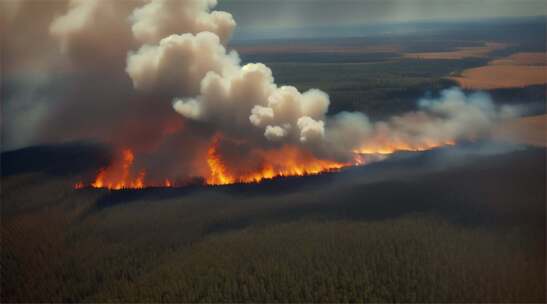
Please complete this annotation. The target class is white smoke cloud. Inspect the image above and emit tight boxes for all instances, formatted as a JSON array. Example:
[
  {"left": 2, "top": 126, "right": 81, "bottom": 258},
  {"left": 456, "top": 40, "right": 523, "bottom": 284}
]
[
  {"left": 49, "top": 0, "right": 137, "bottom": 65},
  {"left": 49, "top": 0, "right": 235, "bottom": 68},
  {"left": 130, "top": 0, "right": 235, "bottom": 45},
  {"left": 297, "top": 116, "right": 325, "bottom": 143},
  {"left": 149, "top": 27, "right": 513, "bottom": 161},
  {"left": 323, "top": 88, "right": 517, "bottom": 158},
  {"left": 264, "top": 125, "right": 288, "bottom": 141},
  {"left": 126, "top": 32, "right": 240, "bottom": 94},
  {"left": 385, "top": 89, "right": 515, "bottom": 142},
  {"left": 170, "top": 60, "right": 333, "bottom": 146},
  {"left": 173, "top": 63, "right": 276, "bottom": 129},
  {"left": 249, "top": 105, "right": 274, "bottom": 127}
]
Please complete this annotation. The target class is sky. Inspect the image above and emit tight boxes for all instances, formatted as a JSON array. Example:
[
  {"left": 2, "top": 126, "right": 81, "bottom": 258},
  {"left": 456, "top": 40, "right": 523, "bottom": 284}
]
[{"left": 218, "top": 0, "right": 546, "bottom": 38}]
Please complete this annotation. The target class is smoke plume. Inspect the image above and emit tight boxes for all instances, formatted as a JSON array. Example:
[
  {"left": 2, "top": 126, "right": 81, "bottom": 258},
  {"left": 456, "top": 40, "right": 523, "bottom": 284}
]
[{"left": 1, "top": 0, "right": 517, "bottom": 185}]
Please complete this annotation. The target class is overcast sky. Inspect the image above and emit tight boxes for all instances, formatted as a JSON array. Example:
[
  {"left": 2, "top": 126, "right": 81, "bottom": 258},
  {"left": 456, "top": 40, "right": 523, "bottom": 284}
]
[{"left": 218, "top": 0, "right": 546, "bottom": 32}]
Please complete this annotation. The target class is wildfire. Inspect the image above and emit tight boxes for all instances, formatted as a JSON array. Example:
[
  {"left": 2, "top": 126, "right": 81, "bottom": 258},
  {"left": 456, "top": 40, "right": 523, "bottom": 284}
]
[
  {"left": 206, "top": 135, "right": 352, "bottom": 185},
  {"left": 85, "top": 149, "right": 147, "bottom": 190},
  {"left": 74, "top": 137, "right": 457, "bottom": 190},
  {"left": 74, "top": 148, "right": 177, "bottom": 190},
  {"left": 354, "top": 139, "right": 455, "bottom": 155}
]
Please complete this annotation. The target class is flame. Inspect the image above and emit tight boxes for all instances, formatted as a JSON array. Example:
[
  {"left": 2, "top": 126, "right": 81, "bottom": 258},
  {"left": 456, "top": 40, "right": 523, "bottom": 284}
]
[
  {"left": 74, "top": 148, "right": 177, "bottom": 190},
  {"left": 207, "top": 136, "right": 235, "bottom": 185},
  {"left": 88, "top": 149, "right": 146, "bottom": 190},
  {"left": 205, "top": 135, "right": 457, "bottom": 185},
  {"left": 73, "top": 136, "right": 457, "bottom": 190},
  {"left": 354, "top": 139, "right": 455, "bottom": 155},
  {"left": 206, "top": 135, "right": 353, "bottom": 185}
]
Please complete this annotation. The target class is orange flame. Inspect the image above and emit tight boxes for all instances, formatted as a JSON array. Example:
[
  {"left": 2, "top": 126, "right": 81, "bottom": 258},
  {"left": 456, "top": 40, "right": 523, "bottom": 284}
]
[
  {"left": 88, "top": 149, "right": 146, "bottom": 190},
  {"left": 73, "top": 148, "right": 176, "bottom": 190},
  {"left": 75, "top": 149, "right": 178, "bottom": 190},
  {"left": 207, "top": 136, "right": 235, "bottom": 185},
  {"left": 73, "top": 136, "right": 458, "bottom": 189},
  {"left": 354, "top": 139, "right": 455, "bottom": 155},
  {"left": 206, "top": 135, "right": 353, "bottom": 185}
]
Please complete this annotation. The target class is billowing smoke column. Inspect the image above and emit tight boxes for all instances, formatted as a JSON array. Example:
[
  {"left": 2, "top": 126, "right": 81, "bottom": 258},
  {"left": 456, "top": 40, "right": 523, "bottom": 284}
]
[
  {"left": 126, "top": 1, "right": 513, "bottom": 162},
  {"left": 2, "top": 0, "right": 516, "bottom": 187}
]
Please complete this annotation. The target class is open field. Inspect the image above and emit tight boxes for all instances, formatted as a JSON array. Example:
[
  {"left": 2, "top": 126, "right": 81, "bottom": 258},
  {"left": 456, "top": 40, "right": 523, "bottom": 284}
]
[
  {"left": 451, "top": 65, "right": 546, "bottom": 89},
  {"left": 450, "top": 52, "right": 546, "bottom": 89},
  {"left": 490, "top": 52, "right": 546, "bottom": 65}
]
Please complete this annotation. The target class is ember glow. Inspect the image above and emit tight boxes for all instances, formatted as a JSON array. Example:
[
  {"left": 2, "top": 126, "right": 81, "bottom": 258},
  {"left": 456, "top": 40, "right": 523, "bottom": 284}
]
[
  {"left": 75, "top": 148, "right": 178, "bottom": 190},
  {"left": 354, "top": 139, "right": 456, "bottom": 155},
  {"left": 206, "top": 135, "right": 353, "bottom": 185},
  {"left": 74, "top": 137, "right": 458, "bottom": 189},
  {"left": 89, "top": 149, "right": 146, "bottom": 190}
]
